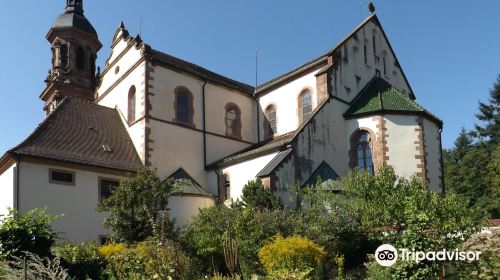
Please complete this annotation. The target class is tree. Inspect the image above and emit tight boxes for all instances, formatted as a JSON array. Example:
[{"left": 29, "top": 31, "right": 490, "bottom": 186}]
[
  {"left": 98, "top": 169, "right": 178, "bottom": 244},
  {"left": 337, "top": 166, "right": 480, "bottom": 279},
  {"left": 0, "top": 208, "right": 57, "bottom": 259},
  {"left": 474, "top": 74, "right": 500, "bottom": 146},
  {"left": 240, "top": 179, "right": 280, "bottom": 210}
]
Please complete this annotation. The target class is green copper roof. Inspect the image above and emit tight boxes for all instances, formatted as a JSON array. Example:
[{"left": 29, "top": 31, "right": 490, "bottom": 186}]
[
  {"left": 168, "top": 168, "right": 214, "bottom": 197},
  {"left": 344, "top": 78, "right": 442, "bottom": 126},
  {"left": 302, "top": 161, "right": 340, "bottom": 189}
]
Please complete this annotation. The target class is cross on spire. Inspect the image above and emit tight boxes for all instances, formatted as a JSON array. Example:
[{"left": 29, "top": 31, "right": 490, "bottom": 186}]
[{"left": 66, "top": 0, "right": 84, "bottom": 14}]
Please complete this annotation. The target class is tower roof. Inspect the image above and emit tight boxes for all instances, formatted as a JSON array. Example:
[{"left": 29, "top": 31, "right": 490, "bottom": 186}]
[{"left": 50, "top": 0, "right": 98, "bottom": 38}]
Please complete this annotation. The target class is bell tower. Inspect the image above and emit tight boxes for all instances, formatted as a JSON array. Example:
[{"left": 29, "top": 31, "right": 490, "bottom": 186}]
[{"left": 41, "top": 0, "right": 102, "bottom": 115}]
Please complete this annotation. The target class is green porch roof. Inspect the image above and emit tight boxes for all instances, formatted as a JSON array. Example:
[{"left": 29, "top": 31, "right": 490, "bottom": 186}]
[
  {"left": 168, "top": 168, "right": 214, "bottom": 197},
  {"left": 344, "top": 78, "right": 442, "bottom": 126}
]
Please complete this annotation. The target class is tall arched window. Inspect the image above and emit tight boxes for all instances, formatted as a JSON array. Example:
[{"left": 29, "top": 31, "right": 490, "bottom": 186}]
[
  {"left": 356, "top": 132, "right": 374, "bottom": 175},
  {"left": 298, "top": 90, "right": 312, "bottom": 122},
  {"left": 265, "top": 105, "right": 277, "bottom": 138},
  {"left": 127, "top": 86, "right": 136, "bottom": 123},
  {"left": 225, "top": 103, "right": 241, "bottom": 138},
  {"left": 76, "top": 47, "right": 85, "bottom": 70},
  {"left": 174, "top": 87, "right": 193, "bottom": 125}
]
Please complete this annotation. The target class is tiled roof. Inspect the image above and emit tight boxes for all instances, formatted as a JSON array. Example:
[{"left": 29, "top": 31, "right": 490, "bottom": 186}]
[
  {"left": 148, "top": 49, "right": 255, "bottom": 95},
  {"left": 256, "top": 149, "right": 292, "bottom": 177},
  {"left": 344, "top": 78, "right": 442, "bottom": 125},
  {"left": 301, "top": 161, "right": 340, "bottom": 189},
  {"left": 207, "top": 132, "right": 295, "bottom": 169},
  {"left": 168, "top": 168, "right": 214, "bottom": 197},
  {"left": 5, "top": 97, "right": 143, "bottom": 172}
]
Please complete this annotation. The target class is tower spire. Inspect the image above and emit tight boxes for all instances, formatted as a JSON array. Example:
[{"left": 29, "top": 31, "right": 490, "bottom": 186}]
[{"left": 66, "top": 0, "right": 84, "bottom": 15}]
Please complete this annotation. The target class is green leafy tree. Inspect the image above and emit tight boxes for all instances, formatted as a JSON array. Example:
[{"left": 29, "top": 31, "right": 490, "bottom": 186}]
[
  {"left": 240, "top": 179, "right": 280, "bottom": 210},
  {"left": 338, "top": 166, "right": 480, "bottom": 279},
  {"left": 98, "top": 169, "right": 178, "bottom": 244},
  {"left": 0, "top": 208, "right": 57, "bottom": 259}
]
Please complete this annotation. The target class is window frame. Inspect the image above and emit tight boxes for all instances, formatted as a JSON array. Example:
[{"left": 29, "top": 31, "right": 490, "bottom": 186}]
[
  {"left": 127, "top": 85, "right": 136, "bottom": 124},
  {"left": 264, "top": 104, "right": 277, "bottom": 138},
  {"left": 98, "top": 177, "right": 120, "bottom": 202},
  {"left": 298, "top": 89, "right": 313, "bottom": 123},
  {"left": 174, "top": 86, "right": 194, "bottom": 126},
  {"left": 223, "top": 174, "right": 230, "bottom": 201},
  {"left": 224, "top": 103, "right": 242, "bottom": 139},
  {"left": 49, "top": 168, "right": 75, "bottom": 186},
  {"left": 356, "top": 131, "right": 374, "bottom": 175}
]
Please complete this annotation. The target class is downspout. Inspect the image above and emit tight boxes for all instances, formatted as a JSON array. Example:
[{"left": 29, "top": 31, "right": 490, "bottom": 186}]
[
  {"left": 14, "top": 154, "right": 20, "bottom": 211},
  {"left": 439, "top": 127, "right": 445, "bottom": 196},
  {"left": 214, "top": 170, "right": 221, "bottom": 204},
  {"left": 256, "top": 97, "right": 260, "bottom": 143},
  {"left": 202, "top": 79, "right": 208, "bottom": 169}
]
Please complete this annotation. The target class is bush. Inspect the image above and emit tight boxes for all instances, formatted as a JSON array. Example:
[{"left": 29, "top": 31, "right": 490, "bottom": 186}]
[
  {"left": 258, "top": 235, "right": 325, "bottom": 276},
  {"left": 0, "top": 208, "right": 57, "bottom": 259},
  {"left": 52, "top": 242, "right": 106, "bottom": 280},
  {"left": 101, "top": 240, "right": 191, "bottom": 280},
  {"left": 5, "top": 252, "right": 70, "bottom": 280},
  {"left": 240, "top": 179, "right": 280, "bottom": 210}
]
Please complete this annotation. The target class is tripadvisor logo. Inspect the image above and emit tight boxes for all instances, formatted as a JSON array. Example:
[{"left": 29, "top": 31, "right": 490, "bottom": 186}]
[{"left": 374, "top": 244, "right": 481, "bottom": 267}]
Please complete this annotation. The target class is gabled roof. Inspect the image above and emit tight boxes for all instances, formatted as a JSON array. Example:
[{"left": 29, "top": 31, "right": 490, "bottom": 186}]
[
  {"left": 256, "top": 149, "right": 292, "bottom": 177},
  {"left": 301, "top": 161, "right": 340, "bottom": 189},
  {"left": 168, "top": 168, "right": 214, "bottom": 197},
  {"left": 344, "top": 78, "right": 442, "bottom": 126},
  {"left": 2, "top": 97, "right": 143, "bottom": 172}
]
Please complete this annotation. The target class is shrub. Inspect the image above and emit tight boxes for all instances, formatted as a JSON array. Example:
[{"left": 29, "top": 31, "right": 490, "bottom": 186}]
[
  {"left": 52, "top": 242, "right": 106, "bottom": 280},
  {"left": 258, "top": 235, "right": 325, "bottom": 276},
  {"left": 6, "top": 252, "right": 71, "bottom": 280},
  {"left": 240, "top": 179, "right": 280, "bottom": 210},
  {"left": 101, "top": 240, "right": 191, "bottom": 280},
  {"left": 98, "top": 169, "right": 179, "bottom": 244},
  {"left": 0, "top": 208, "right": 57, "bottom": 259}
]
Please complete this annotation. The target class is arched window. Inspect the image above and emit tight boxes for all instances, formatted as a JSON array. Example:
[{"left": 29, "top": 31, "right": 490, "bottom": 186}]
[
  {"left": 298, "top": 90, "right": 312, "bottom": 122},
  {"left": 59, "top": 44, "right": 69, "bottom": 68},
  {"left": 225, "top": 103, "right": 241, "bottom": 138},
  {"left": 174, "top": 87, "right": 193, "bottom": 125},
  {"left": 127, "top": 86, "right": 136, "bottom": 123},
  {"left": 90, "top": 54, "right": 96, "bottom": 77},
  {"left": 265, "top": 105, "right": 277, "bottom": 138},
  {"left": 76, "top": 47, "right": 85, "bottom": 70},
  {"left": 356, "top": 132, "right": 374, "bottom": 175}
]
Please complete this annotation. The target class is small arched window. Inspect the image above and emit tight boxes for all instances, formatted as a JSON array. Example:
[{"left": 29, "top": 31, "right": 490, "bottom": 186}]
[
  {"left": 225, "top": 103, "right": 241, "bottom": 138},
  {"left": 76, "top": 47, "right": 85, "bottom": 70},
  {"left": 298, "top": 90, "right": 312, "bottom": 122},
  {"left": 223, "top": 174, "right": 230, "bottom": 201},
  {"left": 356, "top": 132, "right": 374, "bottom": 175},
  {"left": 174, "top": 87, "right": 193, "bottom": 125},
  {"left": 127, "top": 86, "right": 136, "bottom": 123},
  {"left": 59, "top": 44, "right": 69, "bottom": 68},
  {"left": 265, "top": 105, "right": 277, "bottom": 138}
]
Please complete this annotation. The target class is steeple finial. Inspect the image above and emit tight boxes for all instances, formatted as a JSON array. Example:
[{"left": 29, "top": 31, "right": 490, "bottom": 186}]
[
  {"left": 368, "top": 2, "right": 375, "bottom": 14},
  {"left": 66, "top": 0, "right": 84, "bottom": 14}
]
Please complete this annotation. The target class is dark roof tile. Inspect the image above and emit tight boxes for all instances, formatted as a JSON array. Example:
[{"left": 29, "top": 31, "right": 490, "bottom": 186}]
[{"left": 8, "top": 97, "right": 142, "bottom": 172}]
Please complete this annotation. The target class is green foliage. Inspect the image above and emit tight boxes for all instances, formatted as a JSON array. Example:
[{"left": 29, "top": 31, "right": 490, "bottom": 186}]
[
  {"left": 447, "top": 228, "right": 500, "bottom": 279},
  {"left": 445, "top": 75, "right": 500, "bottom": 219},
  {"left": 98, "top": 169, "right": 179, "bottom": 244},
  {"left": 52, "top": 242, "right": 106, "bottom": 280},
  {"left": 258, "top": 235, "right": 325, "bottom": 277},
  {"left": 101, "top": 240, "right": 191, "bottom": 280},
  {"left": 338, "top": 166, "right": 480, "bottom": 279},
  {"left": 0, "top": 208, "right": 57, "bottom": 259},
  {"left": 240, "top": 179, "right": 281, "bottom": 210}
]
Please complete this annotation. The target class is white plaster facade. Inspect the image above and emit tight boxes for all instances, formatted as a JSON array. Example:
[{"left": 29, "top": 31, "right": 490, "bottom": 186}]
[{"left": 0, "top": 7, "right": 444, "bottom": 243}]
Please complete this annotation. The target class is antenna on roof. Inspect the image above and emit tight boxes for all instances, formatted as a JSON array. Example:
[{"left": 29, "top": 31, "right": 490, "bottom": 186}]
[
  {"left": 360, "top": 1, "right": 363, "bottom": 20},
  {"left": 139, "top": 16, "right": 143, "bottom": 37}
]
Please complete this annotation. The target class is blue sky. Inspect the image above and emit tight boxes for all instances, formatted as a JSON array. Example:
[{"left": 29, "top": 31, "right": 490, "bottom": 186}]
[{"left": 0, "top": 0, "right": 499, "bottom": 154}]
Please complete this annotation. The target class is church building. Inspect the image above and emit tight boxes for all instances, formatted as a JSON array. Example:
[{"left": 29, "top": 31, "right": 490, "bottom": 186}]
[{"left": 0, "top": 1, "right": 443, "bottom": 243}]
